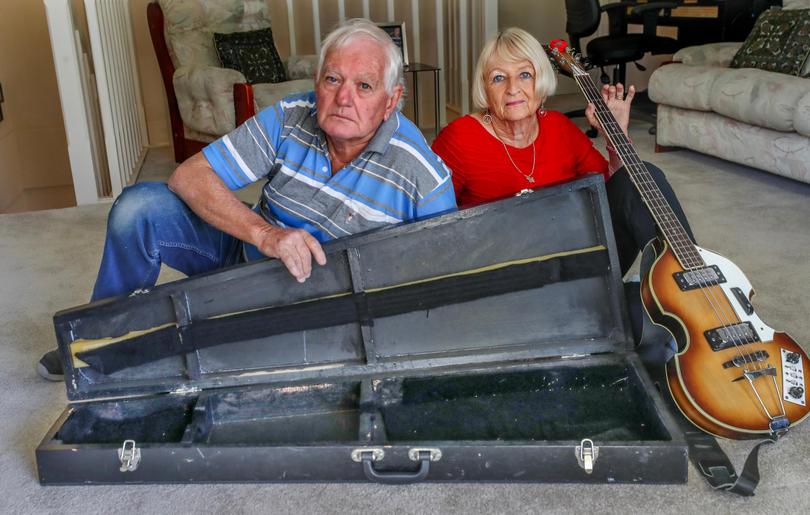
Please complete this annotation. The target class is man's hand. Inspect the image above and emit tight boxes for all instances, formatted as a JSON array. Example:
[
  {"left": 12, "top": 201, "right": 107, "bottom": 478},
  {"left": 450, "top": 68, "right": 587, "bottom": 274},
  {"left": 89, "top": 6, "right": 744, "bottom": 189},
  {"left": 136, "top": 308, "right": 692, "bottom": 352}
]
[
  {"left": 585, "top": 83, "right": 635, "bottom": 139},
  {"left": 168, "top": 153, "right": 327, "bottom": 283},
  {"left": 252, "top": 225, "right": 327, "bottom": 283}
]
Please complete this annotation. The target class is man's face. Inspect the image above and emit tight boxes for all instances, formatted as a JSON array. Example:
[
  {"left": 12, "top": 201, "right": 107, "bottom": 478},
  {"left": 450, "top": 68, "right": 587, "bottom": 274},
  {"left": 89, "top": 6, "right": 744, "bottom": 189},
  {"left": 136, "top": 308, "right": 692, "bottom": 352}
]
[{"left": 316, "top": 38, "right": 402, "bottom": 148}]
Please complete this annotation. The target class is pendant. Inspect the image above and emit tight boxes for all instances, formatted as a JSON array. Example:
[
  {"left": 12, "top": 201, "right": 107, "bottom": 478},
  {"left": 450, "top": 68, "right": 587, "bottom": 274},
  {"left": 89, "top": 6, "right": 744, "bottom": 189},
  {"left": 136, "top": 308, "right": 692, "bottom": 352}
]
[{"left": 525, "top": 174, "right": 535, "bottom": 183}]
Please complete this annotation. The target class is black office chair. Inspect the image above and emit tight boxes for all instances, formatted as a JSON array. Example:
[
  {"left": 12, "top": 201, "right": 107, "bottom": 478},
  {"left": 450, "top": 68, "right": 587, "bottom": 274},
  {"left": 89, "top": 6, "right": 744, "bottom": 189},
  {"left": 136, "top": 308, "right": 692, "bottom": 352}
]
[{"left": 563, "top": 0, "right": 681, "bottom": 136}]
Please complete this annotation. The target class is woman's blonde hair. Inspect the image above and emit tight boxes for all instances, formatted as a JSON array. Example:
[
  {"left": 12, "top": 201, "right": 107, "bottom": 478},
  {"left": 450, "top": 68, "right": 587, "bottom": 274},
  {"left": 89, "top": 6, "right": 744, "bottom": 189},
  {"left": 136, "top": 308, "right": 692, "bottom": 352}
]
[{"left": 471, "top": 27, "right": 557, "bottom": 112}]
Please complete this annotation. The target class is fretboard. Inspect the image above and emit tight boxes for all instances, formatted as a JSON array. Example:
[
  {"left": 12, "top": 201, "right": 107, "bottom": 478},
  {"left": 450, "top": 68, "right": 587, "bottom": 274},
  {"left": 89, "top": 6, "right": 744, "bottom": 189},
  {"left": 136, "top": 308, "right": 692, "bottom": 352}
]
[{"left": 572, "top": 73, "right": 703, "bottom": 270}]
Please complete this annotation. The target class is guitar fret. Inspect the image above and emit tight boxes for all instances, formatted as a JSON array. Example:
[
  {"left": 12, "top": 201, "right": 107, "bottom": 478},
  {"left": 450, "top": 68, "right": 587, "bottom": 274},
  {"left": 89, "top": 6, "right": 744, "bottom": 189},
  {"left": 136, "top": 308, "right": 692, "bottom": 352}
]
[{"left": 574, "top": 74, "right": 704, "bottom": 269}]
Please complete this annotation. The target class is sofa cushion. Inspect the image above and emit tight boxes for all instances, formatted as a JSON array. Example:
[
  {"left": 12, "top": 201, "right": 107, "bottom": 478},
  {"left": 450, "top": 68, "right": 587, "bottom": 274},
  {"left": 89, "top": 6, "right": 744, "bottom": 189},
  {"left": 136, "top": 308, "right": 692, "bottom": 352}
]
[
  {"left": 794, "top": 91, "right": 810, "bottom": 137},
  {"left": 710, "top": 68, "right": 810, "bottom": 132},
  {"left": 656, "top": 106, "right": 810, "bottom": 184},
  {"left": 214, "top": 27, "right": 287, "bottom": 84},
  {"left": 785, "top": 0, "right": 810, "bottom": 9},
  {"left": 674, "top": 42, "right": 742, "bottom": 67},
  {"left": 648, "top": 64, "right": 716, "bottom": 111},
  {"left": 730, "top": 8, "right": 810, "bottom": 77}
]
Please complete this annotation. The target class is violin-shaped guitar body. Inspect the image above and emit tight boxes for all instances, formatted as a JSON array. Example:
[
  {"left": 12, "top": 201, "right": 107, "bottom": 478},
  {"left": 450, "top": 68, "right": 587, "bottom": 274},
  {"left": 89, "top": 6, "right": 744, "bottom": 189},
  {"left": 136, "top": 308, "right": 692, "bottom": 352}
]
[{"left": 641, "top": 239, "right": 810, "bottom": 439}]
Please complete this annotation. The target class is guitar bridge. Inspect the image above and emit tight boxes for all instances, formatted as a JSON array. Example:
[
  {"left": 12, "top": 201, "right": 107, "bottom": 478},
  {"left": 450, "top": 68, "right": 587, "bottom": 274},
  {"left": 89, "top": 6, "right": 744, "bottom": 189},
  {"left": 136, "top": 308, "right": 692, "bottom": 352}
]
[
  {"left": 705, "top": 322, "right": 760, "bottom": 351},
  {"left": 673, "top": 265, "right": 726, "bottom": 291}
]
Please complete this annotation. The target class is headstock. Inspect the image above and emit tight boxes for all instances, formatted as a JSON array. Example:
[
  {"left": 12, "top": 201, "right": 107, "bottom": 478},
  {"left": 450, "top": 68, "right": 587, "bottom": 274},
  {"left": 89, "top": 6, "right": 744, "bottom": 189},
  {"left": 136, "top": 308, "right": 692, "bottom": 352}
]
[{"left": 543, "top": 39, "right": 589, "bottom": 79}]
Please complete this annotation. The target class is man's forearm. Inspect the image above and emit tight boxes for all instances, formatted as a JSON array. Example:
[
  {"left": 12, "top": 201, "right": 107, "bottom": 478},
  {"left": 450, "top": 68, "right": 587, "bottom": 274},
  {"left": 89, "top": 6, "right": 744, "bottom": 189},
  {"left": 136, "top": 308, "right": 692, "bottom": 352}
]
[{"left": 167, "top": 153, "right": 270, "bottom": 247}]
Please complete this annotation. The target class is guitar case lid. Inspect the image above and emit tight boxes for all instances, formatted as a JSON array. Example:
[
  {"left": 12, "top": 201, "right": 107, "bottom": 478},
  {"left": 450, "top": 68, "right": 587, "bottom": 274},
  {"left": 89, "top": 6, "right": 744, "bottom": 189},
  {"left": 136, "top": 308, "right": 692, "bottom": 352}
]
[{"left": 54, "top": 175, "right": 633, "bottom": 402}]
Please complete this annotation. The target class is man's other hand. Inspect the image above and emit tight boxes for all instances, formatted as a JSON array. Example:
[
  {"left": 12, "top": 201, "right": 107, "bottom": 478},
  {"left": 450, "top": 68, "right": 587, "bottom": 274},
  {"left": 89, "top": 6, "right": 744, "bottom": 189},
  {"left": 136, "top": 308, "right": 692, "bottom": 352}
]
[{"left": 254, "top": 225, "right": 327, "bottom": 282}]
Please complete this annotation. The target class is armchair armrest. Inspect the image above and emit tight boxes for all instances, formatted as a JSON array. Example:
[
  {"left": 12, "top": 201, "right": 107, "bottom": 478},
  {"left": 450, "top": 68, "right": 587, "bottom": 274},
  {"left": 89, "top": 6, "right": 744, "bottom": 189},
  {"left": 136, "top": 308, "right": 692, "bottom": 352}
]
[
  {"left": 285, "top": 54, "right": 319, "bottom": 80},
  {"left": 173, "top": 65, "right": 247, "bottom": 136}
]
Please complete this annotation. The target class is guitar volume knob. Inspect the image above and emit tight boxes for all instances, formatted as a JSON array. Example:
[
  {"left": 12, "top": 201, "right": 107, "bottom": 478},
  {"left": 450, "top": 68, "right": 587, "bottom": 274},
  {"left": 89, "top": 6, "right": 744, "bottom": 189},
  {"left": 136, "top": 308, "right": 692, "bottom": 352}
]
[
  {"left": 789, "top": 386, "right": 804, "bottom": 399},
  {"left": 786, "top": 352, "right": 801, "bottom": 364}
]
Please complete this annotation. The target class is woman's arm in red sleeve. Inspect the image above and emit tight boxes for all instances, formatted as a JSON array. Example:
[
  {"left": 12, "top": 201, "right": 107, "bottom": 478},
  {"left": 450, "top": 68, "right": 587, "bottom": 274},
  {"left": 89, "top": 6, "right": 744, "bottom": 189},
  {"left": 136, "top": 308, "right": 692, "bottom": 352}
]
[
  {"left": 431, "top": 123, "right": 466, "bottom": 198},
  {"left": 561, "top": 116, "right": 609, "bottom": 181}
]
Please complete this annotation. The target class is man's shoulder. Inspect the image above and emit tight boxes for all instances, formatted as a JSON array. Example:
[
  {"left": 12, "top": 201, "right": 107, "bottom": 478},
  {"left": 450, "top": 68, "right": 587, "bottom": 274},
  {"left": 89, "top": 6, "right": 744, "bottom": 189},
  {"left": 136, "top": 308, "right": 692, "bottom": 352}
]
[
  {"left": 255, "top": 91, "right": 317, "bottom": 123},
  {"left": 376, "top": 112, "right": 450, "bottom": 186},
  {"left": 279, "top": 91, "right": 317, "bottom": 110}
]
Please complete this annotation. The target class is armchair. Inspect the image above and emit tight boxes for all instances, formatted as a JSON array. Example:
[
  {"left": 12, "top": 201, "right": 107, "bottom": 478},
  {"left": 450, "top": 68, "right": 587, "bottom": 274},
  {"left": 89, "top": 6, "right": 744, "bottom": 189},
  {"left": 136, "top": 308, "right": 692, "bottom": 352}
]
[{"left": 147, "top": 0, "right": 317, "bottom": 163}]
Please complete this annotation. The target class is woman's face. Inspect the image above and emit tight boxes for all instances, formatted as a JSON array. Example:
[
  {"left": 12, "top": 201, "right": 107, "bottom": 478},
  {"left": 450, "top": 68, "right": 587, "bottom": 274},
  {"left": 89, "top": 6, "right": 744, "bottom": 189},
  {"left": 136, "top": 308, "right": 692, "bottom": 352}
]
[{"left": 484, "top": 58, "right": 541, "bottom": 124}]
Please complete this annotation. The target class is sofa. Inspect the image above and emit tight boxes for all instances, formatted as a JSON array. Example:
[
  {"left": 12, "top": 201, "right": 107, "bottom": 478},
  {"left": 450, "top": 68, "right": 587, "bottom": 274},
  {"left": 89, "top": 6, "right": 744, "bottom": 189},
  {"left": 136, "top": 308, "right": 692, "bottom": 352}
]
[
  {"left": 648, "top": 2, "right": 810, "bottom": 184},
  {"left": 149, "top": 0, "right": 318, "bottom": 162}
]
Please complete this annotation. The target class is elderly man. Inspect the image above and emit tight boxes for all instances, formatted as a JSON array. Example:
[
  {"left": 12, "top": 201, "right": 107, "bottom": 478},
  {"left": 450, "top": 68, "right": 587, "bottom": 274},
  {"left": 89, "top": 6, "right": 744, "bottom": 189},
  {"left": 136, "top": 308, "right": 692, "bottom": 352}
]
[{"left": 37, "top": 19, "right": 456, "bottom": 381}]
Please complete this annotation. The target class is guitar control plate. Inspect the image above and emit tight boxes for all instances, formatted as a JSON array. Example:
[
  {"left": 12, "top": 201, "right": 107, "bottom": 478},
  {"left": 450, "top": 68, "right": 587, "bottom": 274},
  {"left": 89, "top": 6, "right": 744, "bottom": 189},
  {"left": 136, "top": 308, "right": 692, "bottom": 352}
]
[{"left": 782, "top": 348, "right": 806, "bottom": 406}]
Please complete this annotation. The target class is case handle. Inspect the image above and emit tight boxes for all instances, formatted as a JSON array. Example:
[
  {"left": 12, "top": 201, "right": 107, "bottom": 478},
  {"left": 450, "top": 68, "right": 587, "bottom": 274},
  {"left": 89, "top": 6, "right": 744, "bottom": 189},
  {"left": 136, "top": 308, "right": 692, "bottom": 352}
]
[{"left": 361, "top": 450, "right": 432, "bottom": 484}]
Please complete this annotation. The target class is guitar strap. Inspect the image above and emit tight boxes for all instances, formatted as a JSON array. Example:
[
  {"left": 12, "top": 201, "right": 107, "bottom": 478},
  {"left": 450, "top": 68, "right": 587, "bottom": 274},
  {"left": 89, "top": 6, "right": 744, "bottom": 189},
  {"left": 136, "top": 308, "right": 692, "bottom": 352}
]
[
  {"left": 627, "top": 280, "right": 779, "bottom": 497},
  {"left": 647, "top": 362, "right": 778, "bottom": 497}
]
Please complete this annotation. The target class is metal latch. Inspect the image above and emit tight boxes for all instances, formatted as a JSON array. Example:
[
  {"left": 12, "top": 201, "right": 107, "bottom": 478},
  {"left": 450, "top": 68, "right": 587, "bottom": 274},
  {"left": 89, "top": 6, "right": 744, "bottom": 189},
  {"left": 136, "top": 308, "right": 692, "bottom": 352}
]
[
  {"left": 407, "top": 447, "right": 442, "bottom": 462},
  {"left": 118, "top": 439, "right": 141, "bottom": 472},
  {"left": 351, "top": 447, "right": 385, "bottom": 463},
  {"left": 575, "top": 438, "right": 599, "bottom": 474}
]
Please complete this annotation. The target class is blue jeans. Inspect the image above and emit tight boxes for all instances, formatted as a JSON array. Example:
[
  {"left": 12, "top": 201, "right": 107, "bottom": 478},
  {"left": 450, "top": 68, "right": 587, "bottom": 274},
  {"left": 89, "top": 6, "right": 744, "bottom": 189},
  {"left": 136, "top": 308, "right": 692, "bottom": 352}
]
[{"left": 91, "top": 182, "right": 249, "bottom": 301}]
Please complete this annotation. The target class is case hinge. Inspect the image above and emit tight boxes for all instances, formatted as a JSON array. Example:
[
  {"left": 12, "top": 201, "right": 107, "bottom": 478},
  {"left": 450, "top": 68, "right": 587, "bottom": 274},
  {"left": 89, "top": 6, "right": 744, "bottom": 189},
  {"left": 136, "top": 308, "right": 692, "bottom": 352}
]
[
  {"left": 407, "top": 447, "right": 442, "bottom": 462},
  {"left": 351, "top": 447, "right": 385, "bottom": 462},
  {"left": 118, "top": 439, "right": 141, "bottom": 472},
  {"left": 575, "top": 438, "right": 599, "bottom": 474}
]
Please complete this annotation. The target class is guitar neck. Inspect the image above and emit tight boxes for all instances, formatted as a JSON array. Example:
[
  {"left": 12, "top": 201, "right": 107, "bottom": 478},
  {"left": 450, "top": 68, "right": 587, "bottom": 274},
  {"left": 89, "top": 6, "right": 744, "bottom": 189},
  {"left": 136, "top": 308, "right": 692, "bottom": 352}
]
[{"left": 572, "top": 74, "right": 703, "bottom": 270}]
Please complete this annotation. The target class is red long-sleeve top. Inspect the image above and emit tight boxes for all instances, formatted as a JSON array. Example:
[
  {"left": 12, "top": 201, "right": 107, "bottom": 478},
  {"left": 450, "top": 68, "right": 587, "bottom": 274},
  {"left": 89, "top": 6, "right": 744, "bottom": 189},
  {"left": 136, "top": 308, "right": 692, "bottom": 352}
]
[{"left": 432, "top": 111, "right": 609, "bottom": 208}]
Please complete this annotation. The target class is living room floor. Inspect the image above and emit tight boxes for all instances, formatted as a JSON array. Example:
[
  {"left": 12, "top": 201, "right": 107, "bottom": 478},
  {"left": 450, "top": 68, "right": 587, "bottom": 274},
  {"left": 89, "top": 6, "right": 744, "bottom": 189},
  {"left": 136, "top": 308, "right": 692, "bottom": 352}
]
[{"left": 2, "top": 101, "right": 810, "bottom": 513}]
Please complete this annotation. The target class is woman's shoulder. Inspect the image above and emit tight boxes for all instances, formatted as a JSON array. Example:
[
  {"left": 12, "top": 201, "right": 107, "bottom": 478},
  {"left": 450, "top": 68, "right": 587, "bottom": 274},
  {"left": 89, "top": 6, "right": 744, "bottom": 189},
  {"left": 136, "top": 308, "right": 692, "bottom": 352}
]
[
  {"left": 440, "top": 114, "right": 482, "bottom": 134},
  {"left": 433, "top": 114, "right": 484, "bottom": 148}
]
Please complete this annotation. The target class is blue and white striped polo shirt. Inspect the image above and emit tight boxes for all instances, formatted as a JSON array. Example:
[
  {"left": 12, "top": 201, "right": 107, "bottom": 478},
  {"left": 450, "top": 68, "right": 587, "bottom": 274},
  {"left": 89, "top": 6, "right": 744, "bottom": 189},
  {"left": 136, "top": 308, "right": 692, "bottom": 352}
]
[{"left": 202, "top": 91, "right": 456, "bottom": 247}]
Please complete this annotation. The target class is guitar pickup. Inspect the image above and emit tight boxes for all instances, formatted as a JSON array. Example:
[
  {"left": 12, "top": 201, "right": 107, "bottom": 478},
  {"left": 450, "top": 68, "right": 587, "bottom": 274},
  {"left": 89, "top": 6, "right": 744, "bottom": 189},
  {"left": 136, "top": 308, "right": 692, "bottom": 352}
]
[
  {"left": 705, "top": 322, "right": 760, "bottom": 351},
  {"left": 673, "top": 265, "right": 726, "bottom": 291}
]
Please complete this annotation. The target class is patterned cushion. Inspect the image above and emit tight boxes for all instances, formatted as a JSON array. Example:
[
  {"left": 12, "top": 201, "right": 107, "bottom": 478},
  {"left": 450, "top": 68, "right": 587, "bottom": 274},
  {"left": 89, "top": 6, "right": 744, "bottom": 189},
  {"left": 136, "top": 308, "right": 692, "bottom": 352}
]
[
  {"left": 214, "top": 28, "right": 287, "bottom": 84},
  {"left": 730, "top": 9, "right": 810, "bottom": 77}
]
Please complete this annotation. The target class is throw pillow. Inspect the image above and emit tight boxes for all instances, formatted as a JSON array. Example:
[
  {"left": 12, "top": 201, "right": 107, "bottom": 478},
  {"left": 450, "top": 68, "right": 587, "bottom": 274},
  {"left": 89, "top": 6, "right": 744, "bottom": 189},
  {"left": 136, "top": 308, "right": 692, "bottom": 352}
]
[
  {"left": 730, "top": 8, "right": 810, "bottom": 77},
  {"left": 214, "top": 27, "right": 287, "bottom": 84}
]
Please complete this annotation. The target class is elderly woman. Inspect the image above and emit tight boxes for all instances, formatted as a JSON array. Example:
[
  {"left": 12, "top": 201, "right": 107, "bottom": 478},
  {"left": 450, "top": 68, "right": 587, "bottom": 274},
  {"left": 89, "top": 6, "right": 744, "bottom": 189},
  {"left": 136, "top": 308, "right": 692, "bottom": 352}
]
[{"left": 432, "top": 28, "right": 694, "bottom": 280}]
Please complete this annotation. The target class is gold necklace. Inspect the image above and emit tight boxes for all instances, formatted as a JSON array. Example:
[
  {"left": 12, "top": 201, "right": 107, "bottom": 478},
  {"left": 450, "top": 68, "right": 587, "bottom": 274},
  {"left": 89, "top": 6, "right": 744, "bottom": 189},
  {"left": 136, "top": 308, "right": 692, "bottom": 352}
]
[
  {"left": 490, "top": 119, "right": 539, "bottom": 183},
  {"left": 501, "top": 139, "right": 536, "bottom": 183}
]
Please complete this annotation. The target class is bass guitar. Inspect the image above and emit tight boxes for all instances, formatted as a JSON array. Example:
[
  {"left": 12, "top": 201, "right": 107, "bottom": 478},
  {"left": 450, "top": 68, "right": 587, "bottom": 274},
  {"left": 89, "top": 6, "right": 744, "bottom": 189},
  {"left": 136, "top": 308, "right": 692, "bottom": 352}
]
[{"left": 546, "top": 39, "right": 810, "bottom": 439}]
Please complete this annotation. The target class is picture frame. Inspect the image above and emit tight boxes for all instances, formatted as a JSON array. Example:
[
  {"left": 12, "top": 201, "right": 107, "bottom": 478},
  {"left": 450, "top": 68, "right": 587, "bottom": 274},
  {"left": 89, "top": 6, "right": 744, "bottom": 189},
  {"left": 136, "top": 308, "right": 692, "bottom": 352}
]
[{"left": 377, "top": 22, "right": 409, "bottom": 66}]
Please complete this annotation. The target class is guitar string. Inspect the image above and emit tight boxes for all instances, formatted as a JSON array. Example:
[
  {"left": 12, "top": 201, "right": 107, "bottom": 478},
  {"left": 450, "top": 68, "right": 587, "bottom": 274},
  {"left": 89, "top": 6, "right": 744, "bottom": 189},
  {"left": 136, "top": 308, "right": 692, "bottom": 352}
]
[
  {"left": 573, "top": 74, "right": 768, "bottom": 380},
  {"left": 574, "top": 73, "right": 777, "bottom": 392},
  {"left": 571, "top": 72, "right": 787, "bottom": 422},
  {"left": 576, "top": 77, "right": 761, "bottom": 373}
]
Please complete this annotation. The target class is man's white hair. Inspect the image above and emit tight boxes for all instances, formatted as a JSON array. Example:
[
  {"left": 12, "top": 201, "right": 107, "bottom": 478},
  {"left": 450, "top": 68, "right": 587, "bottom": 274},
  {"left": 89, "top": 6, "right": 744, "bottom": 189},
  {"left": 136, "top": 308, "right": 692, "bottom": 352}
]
[{"left": 317, "top": 18, "right": 405, "bottom": 109}]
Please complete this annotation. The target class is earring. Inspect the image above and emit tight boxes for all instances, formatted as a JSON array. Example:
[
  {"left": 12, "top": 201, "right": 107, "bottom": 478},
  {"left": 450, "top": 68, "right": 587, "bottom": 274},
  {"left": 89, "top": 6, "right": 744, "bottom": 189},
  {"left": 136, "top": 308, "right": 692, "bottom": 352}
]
[
  {"left": 538, "top": 102, "right": 547, "bottom": 118},
  {"left": 482, "top": 110, "right": 492, "bottom": 124}
]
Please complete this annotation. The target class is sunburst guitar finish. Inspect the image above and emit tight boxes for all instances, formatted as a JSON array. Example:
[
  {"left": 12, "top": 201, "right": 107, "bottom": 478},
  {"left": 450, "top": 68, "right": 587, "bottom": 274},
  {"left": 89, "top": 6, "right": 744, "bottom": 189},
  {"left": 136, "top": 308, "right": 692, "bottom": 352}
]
[
  {"left": 544, "top": 38, "right": 810, "bottom": 439},
  {"left": 641, "top": 239, "right": 810, "bottom": 439}
]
